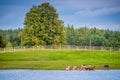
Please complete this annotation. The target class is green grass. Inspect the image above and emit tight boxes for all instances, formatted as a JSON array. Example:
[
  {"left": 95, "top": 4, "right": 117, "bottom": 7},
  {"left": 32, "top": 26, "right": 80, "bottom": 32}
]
[{"left": 0, "top": 50, "right": 120, "bottom": 70}]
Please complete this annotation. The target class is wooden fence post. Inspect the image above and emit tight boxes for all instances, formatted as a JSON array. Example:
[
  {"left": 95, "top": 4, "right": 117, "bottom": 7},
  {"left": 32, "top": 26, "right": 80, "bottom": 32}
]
[
  {"left": 60, "top": 45, "right": 61, "bottom": 50},
  {"left": 24, "top": 47, "right": 25, "bottom": 51},
  {"left": 101, "top": 46, "right": 103, "bottom": 51},
  {"left": 33, "top": 46, "right": 34, "bottom": 51},
  {"left": 110, "top": 47, "right": 112, "bottom": 51},
  {"left": 13, "top": 47, "right": 15, "bottom": 52},
  {"left": 76, "top": 46, "right": 78, "bottom": 50},
  {"left": 4, "top": 48, "right": 6, "bottom": 53},
  {"left": 85, "top": 46, "right": 86, "bottom": 50},
  {"left": 42, "top": 46, "right": 44, "bottom": 50}
]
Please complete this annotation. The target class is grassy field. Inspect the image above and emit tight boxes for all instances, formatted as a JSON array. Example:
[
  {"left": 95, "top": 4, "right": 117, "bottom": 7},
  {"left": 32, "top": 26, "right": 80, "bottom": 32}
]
[{"left": 0, "top": 50, "right": 120, "bottom": 70}]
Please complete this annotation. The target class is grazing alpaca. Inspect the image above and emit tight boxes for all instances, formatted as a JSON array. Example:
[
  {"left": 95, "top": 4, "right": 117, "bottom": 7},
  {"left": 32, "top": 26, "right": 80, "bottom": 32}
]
[
  {"left": 66, "top": 65, "right": 96, "bottom": 71},
  {"left": 89, "top": 66, "right": 96, "bottom": 70},
  {"left": 66, "top": 66, "right": 74, "bottom": 71},
  {"left": 66, "top": 65, "right": 79, "bottom": 71},
  {"left": 80, "top": 64, "right": 87, "bottom": 70},
  {"left": 73, "top": 66, "right": 77, "bottom": 70},
  {"left": 76, "top": 65, "right": 83, "bottom": 70},
  {"left": 66, "top": 66, "right": 70, "bottom": 71},
  {"left": 102, "top": 65, "right": 109, "bottom": 70},
  {"left": 84, "top": 65, "right": 96, "bottom": 70},
  {"left": 66, "top": 64, "right": 86, "bottom": 70}
]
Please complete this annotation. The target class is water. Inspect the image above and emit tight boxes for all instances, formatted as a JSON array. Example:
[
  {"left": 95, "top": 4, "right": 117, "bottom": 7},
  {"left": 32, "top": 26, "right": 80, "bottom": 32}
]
[{"left": 0, "top": 70, "right": 120, "bottom": 80}]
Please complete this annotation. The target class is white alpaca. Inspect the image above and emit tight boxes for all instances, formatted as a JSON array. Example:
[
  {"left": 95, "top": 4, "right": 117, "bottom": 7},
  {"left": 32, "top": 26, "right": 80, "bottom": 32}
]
[{"left": 66, "top": 66, "right": 74, "bottom": 71}]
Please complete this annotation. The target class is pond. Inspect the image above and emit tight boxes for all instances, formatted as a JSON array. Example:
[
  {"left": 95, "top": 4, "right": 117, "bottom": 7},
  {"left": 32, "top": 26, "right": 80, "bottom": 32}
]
[{"left": 0, "top": 70, "right": 120, "bottom": 80}]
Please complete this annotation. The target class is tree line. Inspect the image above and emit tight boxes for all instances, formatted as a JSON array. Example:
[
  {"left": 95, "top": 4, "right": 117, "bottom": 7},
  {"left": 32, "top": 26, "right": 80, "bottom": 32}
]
[
  {"left": 65, "top": 25, "right": 120, "bottom": 48},
  {"left": 0, "top": 26, "right": 120, "bottom": 48},
  {"left": 0, "top": 2, "right": 120, "bottom": 48}
]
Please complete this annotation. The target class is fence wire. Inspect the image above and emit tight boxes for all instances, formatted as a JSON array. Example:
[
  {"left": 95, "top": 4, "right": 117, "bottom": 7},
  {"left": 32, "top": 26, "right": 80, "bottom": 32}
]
[{"left": 0, "top": 45, "right": 120, "bottom": 52}]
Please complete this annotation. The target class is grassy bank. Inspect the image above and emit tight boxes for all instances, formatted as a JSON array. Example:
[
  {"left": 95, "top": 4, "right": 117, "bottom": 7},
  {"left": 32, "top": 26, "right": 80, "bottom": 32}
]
[{"left": 0, "top": 50, "right": 120, "bottom": 70}]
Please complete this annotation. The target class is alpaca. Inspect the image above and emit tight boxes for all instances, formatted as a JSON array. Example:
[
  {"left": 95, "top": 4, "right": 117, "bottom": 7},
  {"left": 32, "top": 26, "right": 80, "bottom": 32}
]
[
  {"left": 66, "top": 65, "right": 80, "bottom": 71},
  {"left": 76, "top": 65, "right": 83, "bottom": 70},
  {"left": 84, "top": 65, "right": 96, "bottom": 70},
  {"left": 89, "top": 66, "right": 96, "bottom": 70},
  {"left": 66, "top": 65, "right": 96, "bottom": 71},
  {"left": 102, "top": 65, "right": 109, "bottom": 70},
  {"left": 66, "top": 66, "right": 74, "bottom": 71}
]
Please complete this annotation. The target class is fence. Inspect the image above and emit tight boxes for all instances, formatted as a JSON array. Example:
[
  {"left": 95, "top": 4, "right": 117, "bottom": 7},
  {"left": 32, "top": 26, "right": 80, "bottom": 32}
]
[{"left": 0, "top": 45, "right": 120, "bottom": 52}]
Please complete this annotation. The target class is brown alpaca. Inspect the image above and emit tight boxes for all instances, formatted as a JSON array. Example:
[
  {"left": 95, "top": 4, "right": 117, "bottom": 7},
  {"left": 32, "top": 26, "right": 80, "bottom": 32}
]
[
  {"left": 84, "top": 66, "right": 96, "bottom": 70},
  {"left": 89, "top": 66, "right": 96, "bottom": 70},
  {"left": 80, "top": 64, "right": 87, "bottom": 70},
  {"left": 76, "top": 65, "right": 83, "bottom": 70}
]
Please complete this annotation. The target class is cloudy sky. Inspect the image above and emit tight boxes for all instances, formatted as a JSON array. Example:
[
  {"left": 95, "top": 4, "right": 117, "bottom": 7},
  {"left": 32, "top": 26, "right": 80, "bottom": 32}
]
[{"left": 0, "top": 0, "right": 120, "bottom": 31}]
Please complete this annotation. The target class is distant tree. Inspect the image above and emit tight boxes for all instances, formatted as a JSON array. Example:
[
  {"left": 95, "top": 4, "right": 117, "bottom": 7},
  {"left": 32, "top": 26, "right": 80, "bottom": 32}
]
[
  {"left": 6, "top": 42, "right": 12, "bottom": 48},
  {"left": 110, "top": 31, "right": 120, "bottom": 47},
  {"left": 89, "top": 27, "right": 103, "bottom": 46},
  {"left": 76, "top": 27, "right": 90, "bottom": 46},
  {"left": 65, "top": 25, "right": 77, "bottom": 45},
  {"left": 19, "top": 2, "right": 66, "bottom": 46},
  {"left": 12, "top": 37, "right": 21, "bottom": 47},
  {"left": 0, "top": 35, "right": 5, "bottom": 48}
]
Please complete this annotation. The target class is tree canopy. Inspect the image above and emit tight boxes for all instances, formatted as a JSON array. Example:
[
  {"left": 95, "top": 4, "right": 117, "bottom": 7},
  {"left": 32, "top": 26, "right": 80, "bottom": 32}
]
[{"left": 19, "top": 2, "right": 66, "bottom": 46}]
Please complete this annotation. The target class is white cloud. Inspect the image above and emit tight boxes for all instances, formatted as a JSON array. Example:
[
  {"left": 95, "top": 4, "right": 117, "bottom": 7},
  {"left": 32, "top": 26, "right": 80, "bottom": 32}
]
[{"left": 75, "top": 7, "right": 120, "bottom": 16}]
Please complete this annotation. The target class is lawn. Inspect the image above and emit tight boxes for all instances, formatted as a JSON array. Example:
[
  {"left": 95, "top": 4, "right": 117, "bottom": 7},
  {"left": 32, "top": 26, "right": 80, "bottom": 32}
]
[{"left": 0, "top": 50, "right": 120, "bottom": 70}]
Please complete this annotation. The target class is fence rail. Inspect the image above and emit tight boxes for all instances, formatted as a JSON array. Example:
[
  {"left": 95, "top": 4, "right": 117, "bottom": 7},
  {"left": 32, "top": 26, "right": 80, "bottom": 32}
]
[{"left": 0, "top": 45, "right": 120, "bottom": 52}]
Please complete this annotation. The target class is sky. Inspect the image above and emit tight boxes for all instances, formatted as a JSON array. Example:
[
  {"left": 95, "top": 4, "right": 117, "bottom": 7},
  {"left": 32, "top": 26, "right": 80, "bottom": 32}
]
[{"left": 0, "top": 0, "right": 120, "bottom": 31}]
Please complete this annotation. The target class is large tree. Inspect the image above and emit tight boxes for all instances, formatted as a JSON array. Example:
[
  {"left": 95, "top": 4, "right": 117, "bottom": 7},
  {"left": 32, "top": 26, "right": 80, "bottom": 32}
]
[{"left": 19, "top": 2, "right": 66, "bottom": 46}]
